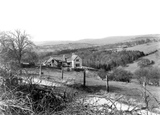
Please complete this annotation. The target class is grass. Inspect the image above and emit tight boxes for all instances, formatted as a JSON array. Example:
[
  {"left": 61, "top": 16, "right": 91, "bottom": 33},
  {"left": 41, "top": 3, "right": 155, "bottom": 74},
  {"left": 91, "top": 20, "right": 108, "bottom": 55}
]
[
  {"left": 123, "top": 50, "right": 160, "bottom": 73},
  {"left": 122, "top": 42, "right": 160, "bottom": 73},
  {"left": 1, "top": 66, "right": 160, "bottom": 114},
  {"left": 28, "top": 67, "right": 160, "bottom": 95},
  {"left": 126, "top": 42, "right": 160, "bottom": 54},
  {"left": 24, "top": 67, "right": 160, "bottom": 109}
]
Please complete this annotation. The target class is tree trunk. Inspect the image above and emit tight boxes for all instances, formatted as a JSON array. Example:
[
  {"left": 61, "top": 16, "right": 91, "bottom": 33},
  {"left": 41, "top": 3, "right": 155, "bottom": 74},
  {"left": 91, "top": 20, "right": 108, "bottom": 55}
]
[{"left": 18, "top": 59, "right": 22, "bottom": 75}]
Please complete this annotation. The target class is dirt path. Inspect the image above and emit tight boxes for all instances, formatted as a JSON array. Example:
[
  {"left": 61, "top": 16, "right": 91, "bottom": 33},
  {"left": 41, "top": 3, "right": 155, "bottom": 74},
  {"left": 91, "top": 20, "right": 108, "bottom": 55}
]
[{"left": 83, "top": 95, "right": 160, "bottom": 115}]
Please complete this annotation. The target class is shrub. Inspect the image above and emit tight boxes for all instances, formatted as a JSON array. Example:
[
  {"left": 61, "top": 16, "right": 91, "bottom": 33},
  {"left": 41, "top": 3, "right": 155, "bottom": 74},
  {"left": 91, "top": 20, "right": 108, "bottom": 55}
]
[
  {"left": 137, "top": 58, "right": 154, "bottom": 68},
  {"left": 97, "top": 69, "right": 107, "bottom": 80},
  {"left": 109, "top": 68, "right": 132, "bottom": 82},
  {"left": 134, "top": 67, "right": 160, "bottom": 86},
  {"left": 0, "top": 67, "right": 77, "bottom": 115},
  {"left": 134, "top": 67, "right": 149, "bottom": 84}
]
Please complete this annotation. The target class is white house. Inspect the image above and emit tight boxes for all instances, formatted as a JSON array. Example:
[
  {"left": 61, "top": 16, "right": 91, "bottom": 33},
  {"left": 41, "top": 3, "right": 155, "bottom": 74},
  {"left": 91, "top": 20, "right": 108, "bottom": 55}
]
[
  {"left": 71, "top": 53, "right": 82, "bottom": 68},
  {"left": 65, "top": 53, "right": 82, "bottom": 68},
  {"left": 44, "top": 53, "right": 82, "bottom": 69}
]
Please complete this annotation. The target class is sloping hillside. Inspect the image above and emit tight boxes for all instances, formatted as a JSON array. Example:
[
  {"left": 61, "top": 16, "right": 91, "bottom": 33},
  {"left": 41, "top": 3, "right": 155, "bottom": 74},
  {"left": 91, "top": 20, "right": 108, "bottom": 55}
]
[
  {"left": 124, "top": 42, "right": 160, "bottom": 73},
  {"left": 128, "top": 34, "right": 160, "bottom": 42},
  {"left": 126, "top": 42, "right": 160, "bottom": 54},
  {"left": 35, "top": 34, "right": 160, "bottom": 56},
  {"left": 124, "top": 51, "right": 160, "bottom": 73}
]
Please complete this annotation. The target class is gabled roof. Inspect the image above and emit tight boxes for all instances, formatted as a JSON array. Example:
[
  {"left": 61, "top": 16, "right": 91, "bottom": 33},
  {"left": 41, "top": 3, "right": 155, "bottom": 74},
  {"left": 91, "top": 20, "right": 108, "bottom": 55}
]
[
  {"left": 72, "top": 55, "right": 78, "bottom": 61},
  {"left": 47, "top": 57, "right": 53, "bottom": 62},
  {"left": 45, "top": 54, "right": 81, "bottom": 64},
  {"left": 47, "top": 57, "right": 64, "bottom": 63},
  {"left": 66, "top": 57, "right": 72, "bottom": 62},
  {"left": 66, "top": 54, "right": 80, "bottom": 62}
]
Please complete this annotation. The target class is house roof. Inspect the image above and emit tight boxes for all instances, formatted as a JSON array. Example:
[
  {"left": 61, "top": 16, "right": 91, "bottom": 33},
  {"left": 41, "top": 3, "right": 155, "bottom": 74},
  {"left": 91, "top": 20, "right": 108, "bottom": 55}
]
[
  {"left": 66, "top": 57, "right": 72, "bottom": 62},
  {"left": 45, "top": 54, "right": 81, "bottom": 63},
  {"left": 47, "top": 57, "right": 53, "bottom": 62},
  {"left": 72, "top": 55, "right": 78, "bottom": 60},
  {"left": 47, "top": 57, "right": 64, "bottom": 63},
  {"left": 66, "top": 54, "right": 79, "bottom": 62}
]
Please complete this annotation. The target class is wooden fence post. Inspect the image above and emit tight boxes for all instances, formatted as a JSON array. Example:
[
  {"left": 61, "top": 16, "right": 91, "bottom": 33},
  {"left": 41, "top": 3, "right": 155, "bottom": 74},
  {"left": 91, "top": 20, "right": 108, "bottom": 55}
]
[
  {"left": 39, "top": 64, "right": 42, "bottom": 77},
  {"left": 83, "top": 69, "right": 86, "bottom": 87},
  {"left": 106, "top": 75, "right": 109, "bottom": 92},
  {"left": 143, "top": 77, "right": 148, "bottom": 108},
  {"left": 61, "top": 67, "right": 64, "bottom": 79}
]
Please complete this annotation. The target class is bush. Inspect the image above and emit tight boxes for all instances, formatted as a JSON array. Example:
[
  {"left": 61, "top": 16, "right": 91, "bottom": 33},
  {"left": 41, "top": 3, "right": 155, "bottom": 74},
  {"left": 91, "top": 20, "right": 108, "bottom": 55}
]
[
  {"left": 0, "top": 82, "right": 78, "bottom": 115},
  {"left": 0, "top": 68, "right": 77, "bottom": 115},
  {"left": 109, "top": 68, "right": 132, "bottom": 82},
  {"left": 134, "top": 67, "right": 160, "bottom": 86},
  {"left": 137, "top": 58, "right": 154, "bottom": 68},
  {"left": 134, "top": 68, "right": 149, "bottom": 84},
  {"left": 97, "top": 69, "right": 107, "bottom": 80}
]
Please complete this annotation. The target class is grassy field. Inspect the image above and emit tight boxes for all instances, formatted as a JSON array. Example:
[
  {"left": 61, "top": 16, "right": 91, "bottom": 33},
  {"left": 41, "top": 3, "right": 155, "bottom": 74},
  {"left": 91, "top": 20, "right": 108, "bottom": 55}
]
[
  {"left": 124, "top": 51, "right": 160, "bottom": 73},
  {"left": 24, "top": 67, "right": 160, "bottom": 110},
  {"left": 123, "top": 42, "right": 160, "bottom": 73},
  {"left": 122, "top": 55, "right": 160, "bottom": 73},
  {"left": 127, "top": 42, "right": 160, "bottom": 54}
]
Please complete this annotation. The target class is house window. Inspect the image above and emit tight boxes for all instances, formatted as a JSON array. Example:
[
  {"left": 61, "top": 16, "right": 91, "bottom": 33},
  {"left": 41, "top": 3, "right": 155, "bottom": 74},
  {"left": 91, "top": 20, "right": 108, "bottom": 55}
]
[
  {"left": 76, "top": 59, "right": 79, "bottom": 62},
  {"left": 67, "top": 63, "right": 71, "bottom": 66},
  {"left": 76, "top": 64, "right": 80, "bottom": 67}
]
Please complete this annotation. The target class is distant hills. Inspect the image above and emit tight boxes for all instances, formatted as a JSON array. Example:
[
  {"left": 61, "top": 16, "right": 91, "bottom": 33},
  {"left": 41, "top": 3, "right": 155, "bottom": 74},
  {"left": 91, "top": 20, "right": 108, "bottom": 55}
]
[
  {"left": 35, "top": 40, "right": 73, "bottom": 46},
  {"left": 124, "top": 34, "right": 160, "bottom": 42},
  {"left": 35, "top": 34, "right": 160, "bottom": 46},
  {"left": 35, "top": 34, "right": 160, "bottom": 53},
  {"left": 36, "top": 43, "right": 96, "bottom": 53}
]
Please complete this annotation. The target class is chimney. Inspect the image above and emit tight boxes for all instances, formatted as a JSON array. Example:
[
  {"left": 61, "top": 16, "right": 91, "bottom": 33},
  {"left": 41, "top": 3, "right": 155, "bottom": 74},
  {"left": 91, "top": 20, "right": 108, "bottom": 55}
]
[
  {"left": 71, "top": 53, "right": 75, "bottom": 60},
  {"left": 72, "top": 53, "right": 75, "bottom": 56},
  {"left": 63, "top": 55, "right": 66, "bottom": 61}
]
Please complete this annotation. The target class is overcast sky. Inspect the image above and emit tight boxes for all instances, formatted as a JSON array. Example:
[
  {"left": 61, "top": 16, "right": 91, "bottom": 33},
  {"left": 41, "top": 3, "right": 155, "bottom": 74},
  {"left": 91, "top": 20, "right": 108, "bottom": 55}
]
[{"left": 0, "top": 0, "right": 160, "bottom": 42}]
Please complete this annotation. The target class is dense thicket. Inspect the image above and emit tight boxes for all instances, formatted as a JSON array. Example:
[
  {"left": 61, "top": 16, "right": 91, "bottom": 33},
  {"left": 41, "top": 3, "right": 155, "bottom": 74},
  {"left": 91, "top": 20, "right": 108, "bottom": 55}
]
[
  {"left": 109, "top": 68, "right": 133, "bottom": 82},
  {"left": 77, "top": 50, "right": 145, "bottom": 70}
]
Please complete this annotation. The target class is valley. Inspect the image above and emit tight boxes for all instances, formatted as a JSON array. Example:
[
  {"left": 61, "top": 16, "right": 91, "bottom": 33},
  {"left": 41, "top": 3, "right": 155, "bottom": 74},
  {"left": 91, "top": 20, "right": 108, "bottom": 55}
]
[{"left": 1, "top": 33, "right": 160, "bottom": 115}]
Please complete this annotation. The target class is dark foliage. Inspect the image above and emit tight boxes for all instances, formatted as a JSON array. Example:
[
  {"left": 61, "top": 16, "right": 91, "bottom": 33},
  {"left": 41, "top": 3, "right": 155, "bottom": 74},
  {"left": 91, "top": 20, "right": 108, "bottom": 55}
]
[
  {"left": 77, "top": 50, "right": 145, "bottom": 71},
  {"left": 109, "top": 68, "right": 133, "bottom": 82},
  {"left": 137, "top": 58, "right": 154, "bottom": 68},
  {"left": 97, "top": 69, "right": 107, "bottom": 80},
  {"left": 21, "top": 62, "right": 35, "bottom": 68}
]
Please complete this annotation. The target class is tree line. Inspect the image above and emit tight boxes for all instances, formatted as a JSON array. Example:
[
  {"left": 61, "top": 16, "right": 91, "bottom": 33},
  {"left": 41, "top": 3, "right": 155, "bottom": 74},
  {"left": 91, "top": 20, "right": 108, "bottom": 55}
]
[{"left": 76, "top": 50, "right": 145, "bottom": 70}]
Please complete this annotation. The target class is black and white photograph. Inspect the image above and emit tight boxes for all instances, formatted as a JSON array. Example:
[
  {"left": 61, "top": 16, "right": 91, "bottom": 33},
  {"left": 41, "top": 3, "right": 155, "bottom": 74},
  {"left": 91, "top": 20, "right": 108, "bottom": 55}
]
[{"left": 0, "top": 0, "right": 160, "bottom": 115}]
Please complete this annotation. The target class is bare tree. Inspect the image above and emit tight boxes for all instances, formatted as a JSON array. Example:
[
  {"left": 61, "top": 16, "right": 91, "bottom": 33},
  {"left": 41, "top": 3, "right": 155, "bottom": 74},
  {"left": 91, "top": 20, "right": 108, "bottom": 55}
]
[{"left": 0, "top": 30, "right": 35, "bottom": 69}]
